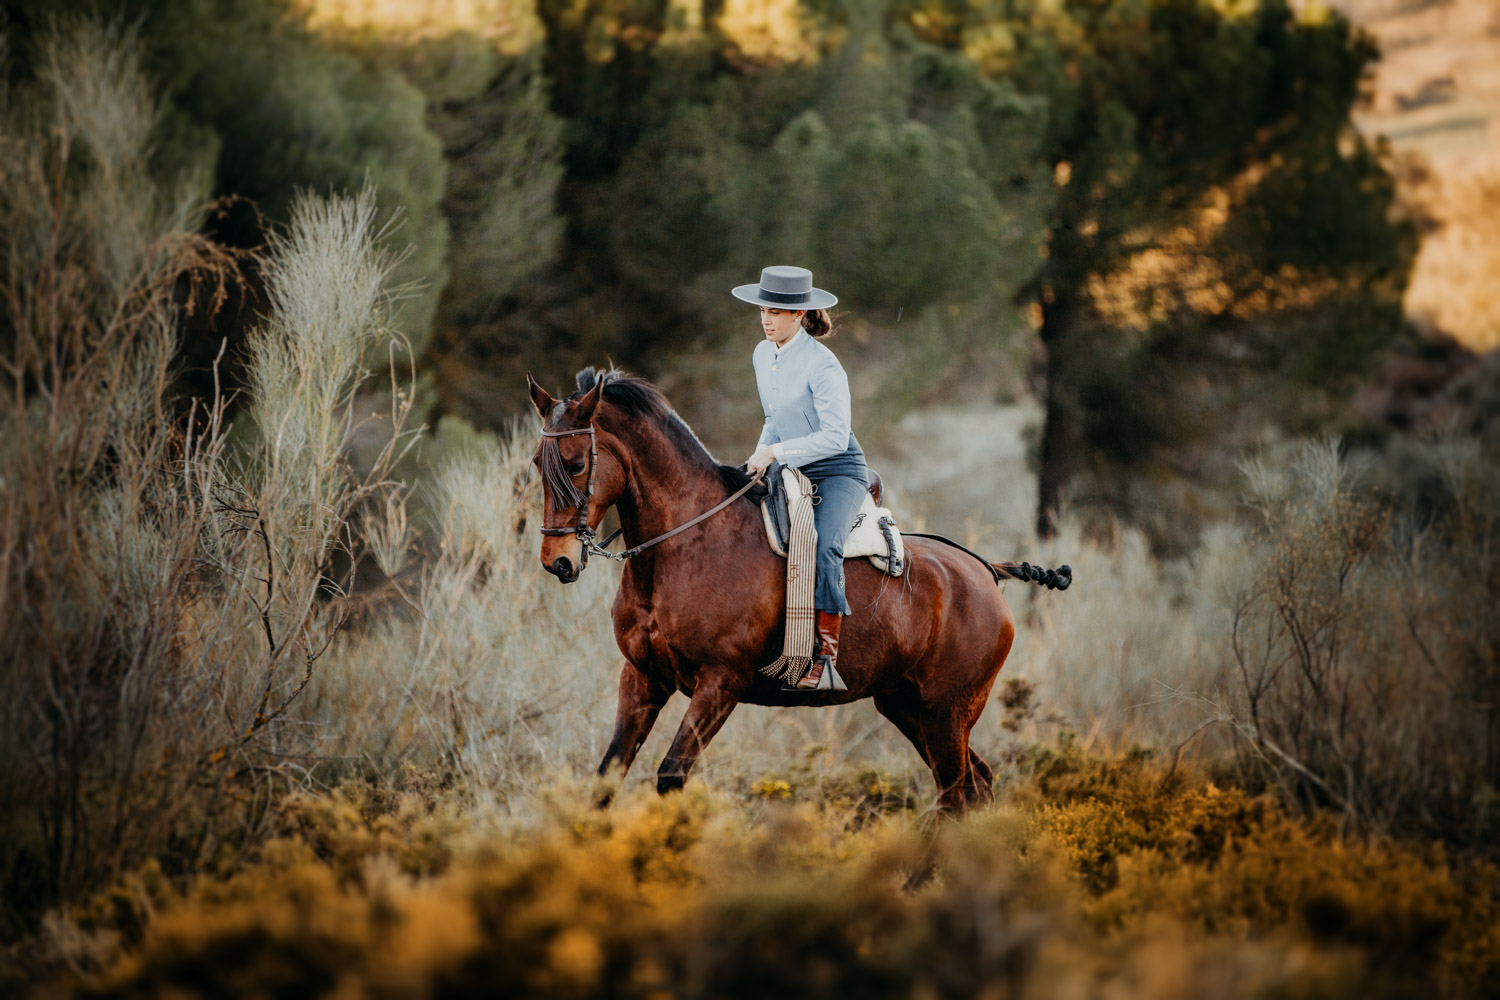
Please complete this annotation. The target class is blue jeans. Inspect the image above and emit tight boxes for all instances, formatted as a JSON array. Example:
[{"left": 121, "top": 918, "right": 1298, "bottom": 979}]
[{"left": 809, "top": 474, "right": 867, "bottom": 615}]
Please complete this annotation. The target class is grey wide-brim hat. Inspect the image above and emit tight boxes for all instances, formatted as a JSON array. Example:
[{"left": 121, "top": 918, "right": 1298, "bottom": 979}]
[{"left": 731, "top": 265, "right": 838, "bottom": 310}]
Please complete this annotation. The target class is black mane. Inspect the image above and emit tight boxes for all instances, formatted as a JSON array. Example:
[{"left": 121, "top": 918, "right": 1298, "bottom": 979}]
[{"left": 572, "top": 366, "right": 768, "bottom": 502}]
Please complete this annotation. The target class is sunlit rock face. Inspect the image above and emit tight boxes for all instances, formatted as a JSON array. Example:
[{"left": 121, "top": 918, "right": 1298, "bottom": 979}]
[
  {"left": 300, "top": 0, "right": 543, "bottom": 52},
  {"left": 1321, "top": 0, "right": 1500, "bottom": 351}
]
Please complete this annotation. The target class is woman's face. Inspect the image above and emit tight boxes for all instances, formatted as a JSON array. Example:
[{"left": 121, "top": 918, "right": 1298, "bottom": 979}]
[{"left": 759, "top": 307, "right": 804, "bottom": 347}]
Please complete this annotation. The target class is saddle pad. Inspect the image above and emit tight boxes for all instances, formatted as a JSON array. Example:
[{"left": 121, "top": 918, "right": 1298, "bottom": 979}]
[{"left": 760, "top": 466, "right": 905, "bottom": 577}]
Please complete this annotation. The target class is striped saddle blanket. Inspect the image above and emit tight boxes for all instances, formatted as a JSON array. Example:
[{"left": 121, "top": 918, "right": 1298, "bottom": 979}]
[{"left": 755, "top": 464, "right": 905, "bottom": 684}]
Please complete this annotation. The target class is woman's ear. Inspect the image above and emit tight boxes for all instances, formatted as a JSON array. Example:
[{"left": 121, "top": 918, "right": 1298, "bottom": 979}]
[{"left": 527, "top": 373, "right": 555, "bottom": 420}]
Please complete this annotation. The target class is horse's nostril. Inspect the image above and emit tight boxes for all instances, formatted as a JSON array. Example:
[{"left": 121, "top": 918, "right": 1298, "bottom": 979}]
[{"left": 551, "top": 556, "right": 574, "bottom": 579}]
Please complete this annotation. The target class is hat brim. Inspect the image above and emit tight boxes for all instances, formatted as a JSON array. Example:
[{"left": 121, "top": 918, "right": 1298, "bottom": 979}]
[{"left": 731, "top": 284, "right": 838, "bottom": 310}]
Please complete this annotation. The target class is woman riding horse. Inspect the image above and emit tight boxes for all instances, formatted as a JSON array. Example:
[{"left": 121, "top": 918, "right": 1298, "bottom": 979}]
[
  {"left": 737, "top": 266, "right": 865, "bottom": 692},
  {"left": 527, "top": 357, "right": 1071, "bottom": 811}
]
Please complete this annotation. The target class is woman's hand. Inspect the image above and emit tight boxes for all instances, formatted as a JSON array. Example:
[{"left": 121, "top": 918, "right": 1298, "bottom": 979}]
[{"left": 745, "top": 445, "right": 776, "bottom": 475}]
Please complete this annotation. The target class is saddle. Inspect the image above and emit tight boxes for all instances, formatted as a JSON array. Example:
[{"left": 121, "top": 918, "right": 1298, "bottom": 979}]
[{"left": 760, "top": 462, "right": 905, "bottom": 576}]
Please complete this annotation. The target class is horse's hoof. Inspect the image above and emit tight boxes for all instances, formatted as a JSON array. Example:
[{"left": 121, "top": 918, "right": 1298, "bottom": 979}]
[{"left": 656, "top": 773, "right": 686, "bottom": 795}]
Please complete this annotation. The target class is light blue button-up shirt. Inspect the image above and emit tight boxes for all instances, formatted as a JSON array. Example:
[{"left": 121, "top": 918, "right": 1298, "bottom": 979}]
[{"left": 753, "top": 330, "right": 866, "bottom": 476}]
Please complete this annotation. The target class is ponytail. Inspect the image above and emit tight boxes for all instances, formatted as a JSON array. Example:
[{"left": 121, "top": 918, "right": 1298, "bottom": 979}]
[{"left": 802, "top": 308, "right": 834, "bottom": 339}]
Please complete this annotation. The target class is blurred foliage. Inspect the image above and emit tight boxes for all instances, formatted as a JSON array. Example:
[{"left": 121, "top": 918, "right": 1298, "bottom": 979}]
[
  {"left": 1221, "top": 436, "right": 1500, "bottom": 844},
  {"left": 19, "top": 756, "right": 1500, "bottom": 998},
  {"left": 441, "top": 1, "right": 1053, "bottom": 443},
  {"left": 5, "top": 0, "right": 450, "bottom": 355},
  {"left": 1, "top": 0, "right": 1426, "bottom": 536},
  {"left": 898, "top": 0, "right": 1416, "bottom": 539}
]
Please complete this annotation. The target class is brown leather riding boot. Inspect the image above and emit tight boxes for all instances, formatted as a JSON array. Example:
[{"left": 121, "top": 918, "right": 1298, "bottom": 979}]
[{"left": 796, "top": 610, "right": 845, "bottom": 690}]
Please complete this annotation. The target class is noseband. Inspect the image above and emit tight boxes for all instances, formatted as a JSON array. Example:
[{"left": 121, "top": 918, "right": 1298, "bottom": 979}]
[{"left": 536, "top": 421, "right": 764, "bottom": 572}]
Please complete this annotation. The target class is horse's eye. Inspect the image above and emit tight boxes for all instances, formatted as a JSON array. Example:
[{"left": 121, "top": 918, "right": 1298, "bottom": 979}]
[{"left": 569, "top": 462, "right": 586, "bottom": 476}]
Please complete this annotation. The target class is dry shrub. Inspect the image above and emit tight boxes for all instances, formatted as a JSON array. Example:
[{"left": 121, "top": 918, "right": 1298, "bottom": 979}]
[
  {"left": 0, "top": 17, "right": 236, "bottom": 935},
  {"left": 1221, "top": 437, "right": 1499, "bottom": 840},
  {"left": 299, "top": 417, "right": 624, "bottom": 788},
  {"left": 0, "top": 18, "right": 415, "bottom": 936},
  {"left": 990, "top": 517, "right": 1243, "bottom": 758}
]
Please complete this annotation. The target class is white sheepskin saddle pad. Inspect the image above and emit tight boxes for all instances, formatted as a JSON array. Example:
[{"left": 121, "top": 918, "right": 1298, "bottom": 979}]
[{"left": 760, "top": 465, "right": 905, "bottom": 577}]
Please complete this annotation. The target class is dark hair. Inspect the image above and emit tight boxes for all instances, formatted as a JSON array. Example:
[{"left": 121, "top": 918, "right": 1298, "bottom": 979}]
[{"left": 802, "top": 308, "right": 834, "bottom": 339}]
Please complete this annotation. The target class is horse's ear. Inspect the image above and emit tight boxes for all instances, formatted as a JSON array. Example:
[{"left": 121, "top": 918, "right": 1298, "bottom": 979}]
[
  {"left": 527, "top": 372, "right": 554, "bottom": 421},
  {"left": 574, "top": 376, "right": 604, "bottom": 423}
]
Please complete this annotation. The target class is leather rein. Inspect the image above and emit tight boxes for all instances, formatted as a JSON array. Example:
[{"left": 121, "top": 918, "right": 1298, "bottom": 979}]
[{"left": 538, "top": 424, "right": 764, "bottom": 569}]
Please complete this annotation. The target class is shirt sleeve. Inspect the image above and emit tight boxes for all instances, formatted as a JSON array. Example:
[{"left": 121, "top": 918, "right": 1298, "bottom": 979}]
[{"left": 770, "top": 356, "right": 852, "bottom": 469}]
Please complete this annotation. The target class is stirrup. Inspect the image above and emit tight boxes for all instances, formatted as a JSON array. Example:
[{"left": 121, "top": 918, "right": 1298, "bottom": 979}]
[{"left": 783, "top": 657, "right": 848, "bottom": 692}]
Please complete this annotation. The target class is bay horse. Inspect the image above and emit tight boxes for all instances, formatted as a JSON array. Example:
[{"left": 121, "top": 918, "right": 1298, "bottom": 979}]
[{"left": 528, "top": 367, "right": 1070, "bottom": 811}]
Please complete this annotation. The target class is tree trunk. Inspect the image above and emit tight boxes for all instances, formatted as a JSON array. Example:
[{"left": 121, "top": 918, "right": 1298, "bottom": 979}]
[{"left": 1035, "top": 290, "right": 1077, "bottom": 540}]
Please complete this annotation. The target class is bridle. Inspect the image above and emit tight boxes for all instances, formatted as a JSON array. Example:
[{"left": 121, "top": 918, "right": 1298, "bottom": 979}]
[
  {"left": 537, "top": 424, "right": 607, "bottom": 569},
  {"left": 537, "top": 422, "right": 764, "bottom": 571}
]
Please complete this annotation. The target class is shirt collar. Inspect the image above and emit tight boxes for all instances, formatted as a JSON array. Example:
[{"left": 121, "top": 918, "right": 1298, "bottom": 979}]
[{"left": 774, "top": 328, "right": 804, "bottom": 355}]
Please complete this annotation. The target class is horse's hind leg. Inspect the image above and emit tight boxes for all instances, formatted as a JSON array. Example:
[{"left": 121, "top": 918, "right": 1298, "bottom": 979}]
[
  {"left": 921, "top": 718, "right": 974, "bottom": 812},
  {"left": 873, "top": 694, "right": 931, "bottom": 769},
  {"left": 966, "top": 748, "right": 995, "bottom": 806},
  {"left": 875, "top": 694, "right": 971, "bottom": 812}
]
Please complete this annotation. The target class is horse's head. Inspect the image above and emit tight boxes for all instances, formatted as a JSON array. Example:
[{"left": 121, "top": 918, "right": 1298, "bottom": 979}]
[{"left": 528, "top": 372, "right": 626, "bottom": 582}]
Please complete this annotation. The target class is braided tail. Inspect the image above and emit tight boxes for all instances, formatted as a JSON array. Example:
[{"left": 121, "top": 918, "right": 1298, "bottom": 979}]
[{"left": 994, "top": 560, "right": 1073, "bottom": 591}]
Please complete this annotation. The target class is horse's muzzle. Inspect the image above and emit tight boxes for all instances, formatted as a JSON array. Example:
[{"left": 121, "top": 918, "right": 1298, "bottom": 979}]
[{"left": 546, "top": 555, "right": 579, "bottom": 583}]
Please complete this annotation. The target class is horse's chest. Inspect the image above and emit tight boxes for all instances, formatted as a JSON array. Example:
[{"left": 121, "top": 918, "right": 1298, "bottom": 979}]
[
  {"left": 611, "top": 577, "right": 708, "bottom": 684},
  {"left": 612, "top": 583, "right": 673, "bottom": 667}
]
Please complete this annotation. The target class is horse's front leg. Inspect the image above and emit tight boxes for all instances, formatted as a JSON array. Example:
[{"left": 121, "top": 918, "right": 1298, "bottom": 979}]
[
  {"left": 656, "top": 667, "right": 747, "bottom": 795},
  {"left": 595, "top": 661, "right": 671, "bottom": 806}
]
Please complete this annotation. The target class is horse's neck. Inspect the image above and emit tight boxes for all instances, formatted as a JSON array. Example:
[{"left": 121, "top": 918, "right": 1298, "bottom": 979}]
[{"left": 605, "top": 415, "right": 742, "bottom": 549}]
